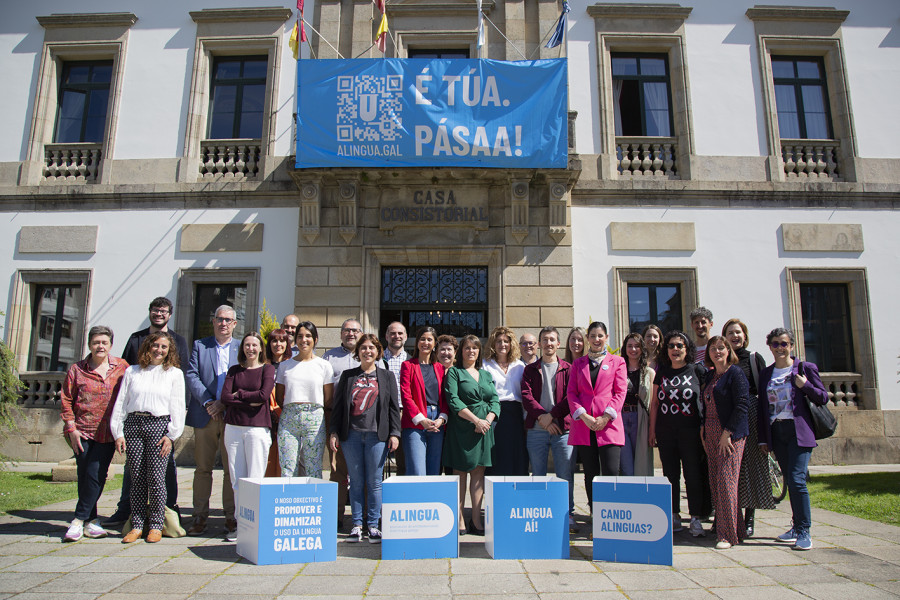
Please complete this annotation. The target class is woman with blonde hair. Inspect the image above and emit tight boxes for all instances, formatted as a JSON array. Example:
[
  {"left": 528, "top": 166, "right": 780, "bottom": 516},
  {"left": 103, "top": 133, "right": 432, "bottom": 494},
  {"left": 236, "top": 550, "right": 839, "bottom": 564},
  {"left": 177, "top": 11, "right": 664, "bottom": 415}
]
[
  {"left": 565, "top": 327, "right": 586, "bottom": 364},
  {"left": 483, "top": 326, "right": 528, "bottom": 476}
]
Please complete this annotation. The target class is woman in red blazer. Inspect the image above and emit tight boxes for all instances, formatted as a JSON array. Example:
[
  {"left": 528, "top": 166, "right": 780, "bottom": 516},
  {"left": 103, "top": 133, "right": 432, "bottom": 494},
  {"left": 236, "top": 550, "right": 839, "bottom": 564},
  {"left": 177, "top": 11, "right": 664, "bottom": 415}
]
[
  {"left": 399, "top": 326, "right": 448, "bottom": 475},
  {"left": 567, "top": 321, "right": 627, "bottom": 507}
]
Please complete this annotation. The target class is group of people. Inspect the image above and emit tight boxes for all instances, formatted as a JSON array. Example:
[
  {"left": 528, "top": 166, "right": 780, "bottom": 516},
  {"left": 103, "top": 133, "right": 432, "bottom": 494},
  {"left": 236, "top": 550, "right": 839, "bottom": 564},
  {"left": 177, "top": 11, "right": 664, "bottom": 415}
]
[{"left": 60, "top": 300, "right": 829, "bottom": 552}]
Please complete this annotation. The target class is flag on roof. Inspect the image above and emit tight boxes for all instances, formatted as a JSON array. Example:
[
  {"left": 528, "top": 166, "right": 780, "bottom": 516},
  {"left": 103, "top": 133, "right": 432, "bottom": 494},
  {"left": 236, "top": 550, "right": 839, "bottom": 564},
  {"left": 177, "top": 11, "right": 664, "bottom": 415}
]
[
  {"left": 289, "top": 19, "right": 300, "bottom": 59},
  {"left": 545, "top": 1, "right": 570, "bottom": 49}
]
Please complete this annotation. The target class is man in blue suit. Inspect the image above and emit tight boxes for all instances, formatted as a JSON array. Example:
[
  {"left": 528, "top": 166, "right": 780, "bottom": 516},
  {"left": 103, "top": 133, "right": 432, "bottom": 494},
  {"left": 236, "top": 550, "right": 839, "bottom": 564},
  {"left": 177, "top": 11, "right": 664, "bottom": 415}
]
[{"left": 185, "top": 305, "right": 241, "bottom": 536}]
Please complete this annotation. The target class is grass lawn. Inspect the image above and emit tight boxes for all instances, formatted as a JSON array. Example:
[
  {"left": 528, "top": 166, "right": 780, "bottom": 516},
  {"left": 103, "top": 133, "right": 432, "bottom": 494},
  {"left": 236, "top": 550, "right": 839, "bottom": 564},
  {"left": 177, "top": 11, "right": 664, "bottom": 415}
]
[
  {"left": 0, "top": 471, "right": 122, "bottom": 515},
  {"left": 808, "top": 471, "right": 900, "bottom": 525}
]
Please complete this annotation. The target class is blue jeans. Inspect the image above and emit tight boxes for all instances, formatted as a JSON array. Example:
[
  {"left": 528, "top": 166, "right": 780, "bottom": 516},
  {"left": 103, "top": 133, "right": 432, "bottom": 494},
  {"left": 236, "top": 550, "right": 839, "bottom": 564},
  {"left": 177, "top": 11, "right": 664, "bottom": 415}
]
[
  {"left": 771, "top": 420, "right": 813, "bottom": 532},
  {"left": 620, "top": 410, "right": 639, "bottom": 476},
  {"left": 74, "top": 438, "right": 115, "bottom": 521},
  {"left": 341, "top": 430, "right": 388, "bottom": 529},
  {"left": 402, "top": 405, "right": 445, "bottom": 476},
  {"left": 526, "top": 427, "right": 575, "bottom": 515}
]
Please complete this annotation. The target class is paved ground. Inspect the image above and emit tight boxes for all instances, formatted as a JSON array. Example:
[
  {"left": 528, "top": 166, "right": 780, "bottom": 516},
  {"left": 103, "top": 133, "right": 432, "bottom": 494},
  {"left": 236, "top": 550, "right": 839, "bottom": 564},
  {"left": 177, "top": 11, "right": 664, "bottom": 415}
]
[{"left": 1, "top": 463, "right": 898, "bottom": 599}]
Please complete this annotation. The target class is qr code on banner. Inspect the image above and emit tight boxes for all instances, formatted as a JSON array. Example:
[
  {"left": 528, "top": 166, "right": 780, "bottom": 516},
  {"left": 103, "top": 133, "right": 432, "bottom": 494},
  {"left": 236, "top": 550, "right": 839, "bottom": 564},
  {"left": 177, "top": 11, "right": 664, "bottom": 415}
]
[{"left": 336, "top": 74, "right": 403, "bottom": 143}]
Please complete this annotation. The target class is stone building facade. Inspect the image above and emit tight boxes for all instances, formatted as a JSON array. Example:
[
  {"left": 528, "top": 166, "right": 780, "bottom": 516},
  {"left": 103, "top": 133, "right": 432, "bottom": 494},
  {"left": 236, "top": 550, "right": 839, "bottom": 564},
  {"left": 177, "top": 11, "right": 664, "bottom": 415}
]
[{"left": 1, "top": 0, "right": 898, "bottom": 464}]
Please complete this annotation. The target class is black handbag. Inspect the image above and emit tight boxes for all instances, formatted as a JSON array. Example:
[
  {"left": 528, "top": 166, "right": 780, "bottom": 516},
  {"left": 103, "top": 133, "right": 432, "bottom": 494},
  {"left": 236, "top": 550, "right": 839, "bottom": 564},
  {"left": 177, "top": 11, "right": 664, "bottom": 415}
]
[{"left": 798, "top": 362, "right": 837, "bottom": 440}]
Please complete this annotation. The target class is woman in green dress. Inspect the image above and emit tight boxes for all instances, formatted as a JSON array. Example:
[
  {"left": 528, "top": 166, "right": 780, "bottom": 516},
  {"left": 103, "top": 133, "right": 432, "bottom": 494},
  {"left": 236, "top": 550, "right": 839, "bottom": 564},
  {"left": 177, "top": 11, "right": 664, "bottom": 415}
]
[{"left": 443, "top": 335, "right": 500, "bottom": 536}]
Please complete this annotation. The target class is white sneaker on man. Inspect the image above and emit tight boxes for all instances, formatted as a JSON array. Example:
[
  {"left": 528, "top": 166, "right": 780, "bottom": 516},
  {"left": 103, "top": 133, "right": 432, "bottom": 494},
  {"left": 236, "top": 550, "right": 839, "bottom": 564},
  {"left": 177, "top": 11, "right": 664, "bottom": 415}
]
[{"left": 689, "top": 517, "right": 705, "bottom": 537}]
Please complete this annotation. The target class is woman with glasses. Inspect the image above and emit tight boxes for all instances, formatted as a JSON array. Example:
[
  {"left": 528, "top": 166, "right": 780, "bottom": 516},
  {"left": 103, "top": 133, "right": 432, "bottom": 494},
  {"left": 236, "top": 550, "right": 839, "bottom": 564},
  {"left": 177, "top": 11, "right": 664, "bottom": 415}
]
[
  {"left": 649, "top": 331, "right": 708, "bottom": 537},
  {"left": 757, "top": 328, "right": 828, "bottom": 551}
]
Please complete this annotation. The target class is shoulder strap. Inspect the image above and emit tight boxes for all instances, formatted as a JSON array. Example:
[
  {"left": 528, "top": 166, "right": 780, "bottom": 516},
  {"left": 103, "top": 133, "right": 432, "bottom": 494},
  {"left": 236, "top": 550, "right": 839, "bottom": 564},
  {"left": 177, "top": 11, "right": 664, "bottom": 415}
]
[{"left": 749, "top": 352, "right": 760, "bottom": 387}]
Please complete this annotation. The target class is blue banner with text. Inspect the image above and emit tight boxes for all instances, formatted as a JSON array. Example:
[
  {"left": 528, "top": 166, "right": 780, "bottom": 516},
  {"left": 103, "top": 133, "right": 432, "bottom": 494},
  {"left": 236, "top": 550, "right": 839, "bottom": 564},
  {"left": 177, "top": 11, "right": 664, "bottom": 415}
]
[{"left": 296, "top": 58, "right": 568, "bottom": 169}]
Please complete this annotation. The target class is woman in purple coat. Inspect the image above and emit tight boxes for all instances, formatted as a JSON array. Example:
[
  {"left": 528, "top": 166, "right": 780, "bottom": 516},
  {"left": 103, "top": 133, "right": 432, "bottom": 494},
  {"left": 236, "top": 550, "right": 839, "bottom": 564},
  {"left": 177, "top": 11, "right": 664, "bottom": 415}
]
[{"left": 757, "top": 328, "right": 829, "bottom": 551}]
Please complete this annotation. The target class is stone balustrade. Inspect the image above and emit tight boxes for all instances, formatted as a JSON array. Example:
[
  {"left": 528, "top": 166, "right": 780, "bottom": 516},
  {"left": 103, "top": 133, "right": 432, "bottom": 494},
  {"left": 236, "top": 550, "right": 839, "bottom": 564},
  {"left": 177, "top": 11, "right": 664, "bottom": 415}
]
[
  {"left": 43, "top": 143, "right": 102, "bottom": 182},
  {"left": 18, "top": 372, "right": 65, "bottom": 407},
  {"left": 819, "top": 372, "right": 861, "bottom": 408},
  {"left": 615, "top": 137, "right": 678, "bottom": 178},
  {"left": 780, "top": 139, "right": 840, "bottom": 181},
  {"left": 199, "top": 139, "right": 261, "bottom": 179}
]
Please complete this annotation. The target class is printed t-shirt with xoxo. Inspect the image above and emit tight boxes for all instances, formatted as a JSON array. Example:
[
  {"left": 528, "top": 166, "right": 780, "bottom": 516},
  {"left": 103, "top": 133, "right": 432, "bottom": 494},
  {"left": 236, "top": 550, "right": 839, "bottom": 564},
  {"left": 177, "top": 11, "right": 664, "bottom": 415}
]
[{"left": 653, "top": 363, "right": 707, "bottom": 428}]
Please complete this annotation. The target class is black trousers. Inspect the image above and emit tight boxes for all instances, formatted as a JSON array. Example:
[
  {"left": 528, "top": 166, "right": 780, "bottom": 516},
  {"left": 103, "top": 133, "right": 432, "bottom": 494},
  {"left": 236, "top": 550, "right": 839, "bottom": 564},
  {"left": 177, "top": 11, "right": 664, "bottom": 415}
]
[
  {"left": 74, "top": 438, "right": 115, "bottom": 521},
  {"left": 656, "top": 424, "right": 705, "bottom": 516},
  {"left": 578, "top": 433, "right": 622, "bottom": 507}
]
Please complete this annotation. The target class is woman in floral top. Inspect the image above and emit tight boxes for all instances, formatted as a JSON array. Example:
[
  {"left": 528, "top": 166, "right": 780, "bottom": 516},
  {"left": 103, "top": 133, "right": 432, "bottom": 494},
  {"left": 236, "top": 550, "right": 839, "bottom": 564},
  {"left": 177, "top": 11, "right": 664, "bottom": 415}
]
[{"left": 60, "top": 325, "right": 128, "bottom": 542}]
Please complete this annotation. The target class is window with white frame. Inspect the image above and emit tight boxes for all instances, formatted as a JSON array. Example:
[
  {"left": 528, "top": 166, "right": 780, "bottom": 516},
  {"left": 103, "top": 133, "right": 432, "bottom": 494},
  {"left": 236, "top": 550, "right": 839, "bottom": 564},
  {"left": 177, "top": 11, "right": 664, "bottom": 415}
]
[
  {"left": 183, "top": 7, "right": 290, "bottom": 181},
  {"left": 25, "top": 13, "right": 135, "bottom": 185},
  {"left": 175, "top": 268, "right": 260, "bottom": 345},
  {"left": 748, "top": 5, "right": 855, "bottom": 182},
  {"left": 7, "top": 270, "right": 92, "bottom": 373},
  {"left": 588, "top": 3, "right": 693, "bottom": 180}
]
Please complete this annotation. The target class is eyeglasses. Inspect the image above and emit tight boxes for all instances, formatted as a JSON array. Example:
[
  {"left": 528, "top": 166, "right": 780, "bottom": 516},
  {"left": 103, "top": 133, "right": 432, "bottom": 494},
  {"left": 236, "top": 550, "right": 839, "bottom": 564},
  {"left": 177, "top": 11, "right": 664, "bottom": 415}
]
[
  {"left": 520, "top": 341, "right": 536, "bottom": 347},
  {"left": 769, "top": 341, "right": 791, "bottom": 348},
  {"left": 342, "top": 328, "right": 361, "bottom": 334},
  {"left": 150, "top": 308, "right": 170, "bottom": 315},
  {"left": 667, "top": 343, "right": 685, "bottom": 349},
  {"left": 214, "top": 317, "right": 235, "bottom": 324}
]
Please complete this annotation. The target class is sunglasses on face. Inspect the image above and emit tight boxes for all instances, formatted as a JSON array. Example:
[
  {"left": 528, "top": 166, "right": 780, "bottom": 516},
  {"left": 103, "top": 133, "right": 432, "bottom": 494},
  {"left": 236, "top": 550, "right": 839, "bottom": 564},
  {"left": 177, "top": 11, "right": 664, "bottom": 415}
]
[
  {"left": 769, "top": 341, "right": 791, "bottom": 348},
  {"left": 668, "top": 343, "right": 685, "bottom": 349}
]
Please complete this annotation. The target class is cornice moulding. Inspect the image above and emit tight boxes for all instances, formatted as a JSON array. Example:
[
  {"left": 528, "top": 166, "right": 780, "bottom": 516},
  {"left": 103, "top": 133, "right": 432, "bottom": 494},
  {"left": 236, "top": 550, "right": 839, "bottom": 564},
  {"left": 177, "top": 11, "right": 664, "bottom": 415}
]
[{"left": 36, "top": 13, "right": 138, "bottom": 28}]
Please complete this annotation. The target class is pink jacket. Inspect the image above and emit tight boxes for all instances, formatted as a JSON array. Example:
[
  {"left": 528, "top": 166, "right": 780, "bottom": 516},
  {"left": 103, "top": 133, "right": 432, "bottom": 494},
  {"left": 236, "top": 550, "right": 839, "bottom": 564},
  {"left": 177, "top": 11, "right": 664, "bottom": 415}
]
[{"left": 566, "top": 353, "right": 627, "bottom": 446}]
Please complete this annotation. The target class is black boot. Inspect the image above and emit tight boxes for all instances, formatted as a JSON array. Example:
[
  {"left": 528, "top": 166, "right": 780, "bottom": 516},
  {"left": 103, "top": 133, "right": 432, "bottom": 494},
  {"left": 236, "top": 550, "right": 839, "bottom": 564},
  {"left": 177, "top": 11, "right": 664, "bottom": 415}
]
[{"left": 745, "top": 508, "right": 755, "bottom": 538}]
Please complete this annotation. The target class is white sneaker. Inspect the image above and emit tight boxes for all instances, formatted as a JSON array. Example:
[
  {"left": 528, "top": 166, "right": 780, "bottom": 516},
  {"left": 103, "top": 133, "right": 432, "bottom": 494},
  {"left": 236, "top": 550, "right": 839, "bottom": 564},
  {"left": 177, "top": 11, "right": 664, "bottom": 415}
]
[
  {"left": 715, "top": 540, "right": 732, "bottom": 550},
  {"left": 83, "top": 520, "right": 108, "bottom": 539},
  {"left": 673, "top": 514, "right": 683, "bottom": 533},
  {"left": 689, "top": 517, "right": 705, "bottom": 537},
  {"left": 347, "top": 525, "right": 363, "bottom": 542},
  {"left": 367, "top": 527, "right": 382, "bottom": 544},
  {"left": 64, "top": 520, "right": 83, "bottom": 542}
]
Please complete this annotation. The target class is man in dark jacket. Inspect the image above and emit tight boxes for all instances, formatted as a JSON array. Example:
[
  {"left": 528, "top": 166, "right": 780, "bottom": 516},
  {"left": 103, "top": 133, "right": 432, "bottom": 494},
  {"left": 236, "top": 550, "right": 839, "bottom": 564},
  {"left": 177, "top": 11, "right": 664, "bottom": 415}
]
[{"left": 520, "top": 326, "right": 576, "bottom": 530}]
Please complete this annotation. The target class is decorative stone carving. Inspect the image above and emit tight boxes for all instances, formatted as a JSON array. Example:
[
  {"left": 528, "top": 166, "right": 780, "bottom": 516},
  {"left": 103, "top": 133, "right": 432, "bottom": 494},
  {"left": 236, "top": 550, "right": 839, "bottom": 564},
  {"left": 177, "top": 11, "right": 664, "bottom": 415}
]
[
  {"left": 337, "top": 180, "right": 358, "bottom": 244},
  {"left": 547, "top": 179, "right": 569, "bottom": 243},
  {"left": 782, "top": 223, "right": 863, "bottom": 252},
  {"left": 300, "top": 181, "right": 321, "bottom": 243},
  {"left": 510, "top": 179, "right": 529, "bottom": 242}
]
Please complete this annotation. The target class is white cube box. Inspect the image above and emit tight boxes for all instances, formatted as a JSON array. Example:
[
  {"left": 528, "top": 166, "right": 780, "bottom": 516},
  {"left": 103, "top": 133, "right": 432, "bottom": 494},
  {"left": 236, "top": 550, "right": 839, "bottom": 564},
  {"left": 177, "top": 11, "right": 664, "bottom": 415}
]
[
  {"left": 485, "top": 476, "right": 569, "bottom": 559},
  {"left": 236, "top": 477, "right": 338, "bottom": 565},
  {"left": 382, "top": 475, "right": 459, "bottom": 559}
]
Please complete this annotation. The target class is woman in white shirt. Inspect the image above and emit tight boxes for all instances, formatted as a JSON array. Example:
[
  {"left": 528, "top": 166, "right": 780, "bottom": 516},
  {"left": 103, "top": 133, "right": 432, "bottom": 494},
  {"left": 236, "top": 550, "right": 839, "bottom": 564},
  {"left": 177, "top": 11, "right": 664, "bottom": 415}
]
[
  {"left": 275, "top": 321, "right": 334, "bottom": 478},
  {"left": 111, "top": 332, "right": 186, "bottom": 544},
  {"left": 482, "top": 326, "right": 528, "bottom": 476}
]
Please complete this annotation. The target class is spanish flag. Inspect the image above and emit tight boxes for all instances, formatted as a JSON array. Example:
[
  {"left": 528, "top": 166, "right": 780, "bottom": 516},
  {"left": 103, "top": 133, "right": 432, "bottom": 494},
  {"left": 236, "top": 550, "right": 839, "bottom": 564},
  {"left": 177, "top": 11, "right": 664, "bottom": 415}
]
[
  {"left": 376, "top": 12, "right": 388, "bottom": 53},
  {"left": 289, "top": 19, "right": 300, "bottom": 59}
]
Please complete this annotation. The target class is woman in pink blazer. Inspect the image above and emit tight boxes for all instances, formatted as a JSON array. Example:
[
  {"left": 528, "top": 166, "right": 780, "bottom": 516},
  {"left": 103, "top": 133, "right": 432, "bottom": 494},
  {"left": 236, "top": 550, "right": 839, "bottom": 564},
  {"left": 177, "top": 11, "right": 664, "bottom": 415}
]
[
  {"left": 567, "top": 321, "right": 627, "bottom": 508},
  {"left": 399, "top": 326, "right": 448, "bottom": 475}
]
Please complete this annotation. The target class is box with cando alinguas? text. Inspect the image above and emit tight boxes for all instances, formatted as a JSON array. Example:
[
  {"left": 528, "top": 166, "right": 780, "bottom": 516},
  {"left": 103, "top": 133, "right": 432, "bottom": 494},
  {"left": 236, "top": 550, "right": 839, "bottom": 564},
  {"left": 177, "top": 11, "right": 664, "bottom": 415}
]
[
  {"left": 592, "top": 476, "right": 673, "bottom": 566},
  {"left": 236, "top": 477, "right": 337, "bottom": 565}
]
